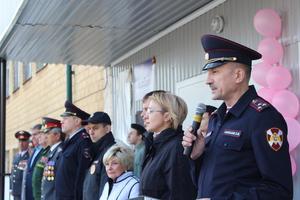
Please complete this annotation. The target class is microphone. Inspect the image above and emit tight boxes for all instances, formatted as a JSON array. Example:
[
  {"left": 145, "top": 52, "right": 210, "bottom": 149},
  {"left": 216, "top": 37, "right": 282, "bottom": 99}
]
[{"left": 183, "top": 103, "right": 206, "bottom": 156}]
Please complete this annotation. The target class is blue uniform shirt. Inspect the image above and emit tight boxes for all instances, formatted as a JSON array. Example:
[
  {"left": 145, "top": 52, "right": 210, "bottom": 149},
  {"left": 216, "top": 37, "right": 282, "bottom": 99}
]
[{"left": 197, "top": 85, "right": 293, "bottom": 199}]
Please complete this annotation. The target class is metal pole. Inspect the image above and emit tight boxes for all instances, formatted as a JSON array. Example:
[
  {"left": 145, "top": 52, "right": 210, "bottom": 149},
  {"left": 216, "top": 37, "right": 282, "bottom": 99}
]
[
  {"left": 66, "top": 65, "right": 72, "bottom": 102},
  {"left": 0, "top": 58, "right": 7, "bottom": 199}
]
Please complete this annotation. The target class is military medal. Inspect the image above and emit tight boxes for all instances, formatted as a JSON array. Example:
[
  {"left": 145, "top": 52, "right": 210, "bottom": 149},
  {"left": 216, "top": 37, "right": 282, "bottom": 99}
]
[
  {"left": 44, "top": 161, "right": 56, "bottom": 181},
  {"left": 90, "top": 164, "right": 96, "bottom": 174}
]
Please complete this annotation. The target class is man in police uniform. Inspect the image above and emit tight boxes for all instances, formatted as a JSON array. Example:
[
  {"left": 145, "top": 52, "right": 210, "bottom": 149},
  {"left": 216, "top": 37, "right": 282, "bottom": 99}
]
[
  {"left": 10, "top": 131, "right": 31, "bottom": 200},
  {"left": 55, "top": 100, "right": 93, "bottom": 200},
  {"left": 182, "top": 34, "right": 293, "bottom": 199},
  {"left": 41, "top": 117, "right": 64, "bottom": 200},
  {"left": 83, "top": 112, "right": 115, "bottom": 200}
]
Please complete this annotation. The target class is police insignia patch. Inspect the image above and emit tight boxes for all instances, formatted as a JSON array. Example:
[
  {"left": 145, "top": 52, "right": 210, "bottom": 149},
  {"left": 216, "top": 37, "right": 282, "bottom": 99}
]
[{"left": 266, "top": 128, "right": 283, "bottom": 151}]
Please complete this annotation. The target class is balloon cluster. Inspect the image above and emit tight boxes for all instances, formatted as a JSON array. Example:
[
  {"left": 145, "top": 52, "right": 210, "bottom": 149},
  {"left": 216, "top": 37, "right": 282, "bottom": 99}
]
[{"left": 253, "top": 8, "right": 299, "bottom": 175}]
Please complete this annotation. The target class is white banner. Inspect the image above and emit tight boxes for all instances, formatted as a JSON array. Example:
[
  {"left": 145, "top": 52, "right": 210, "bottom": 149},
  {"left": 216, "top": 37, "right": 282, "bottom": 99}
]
[{"left": 133, "top": 58, "right": 155, "bottom": 101}]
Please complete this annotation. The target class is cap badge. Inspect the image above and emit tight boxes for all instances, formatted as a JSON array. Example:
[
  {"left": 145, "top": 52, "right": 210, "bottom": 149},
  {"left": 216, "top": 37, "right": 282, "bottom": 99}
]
[
  {"left": 205, "top": 53, "right": 209, "bottom": 60},
  {"left": 266, "top": 128, "right": 283, "bottom": 151}
]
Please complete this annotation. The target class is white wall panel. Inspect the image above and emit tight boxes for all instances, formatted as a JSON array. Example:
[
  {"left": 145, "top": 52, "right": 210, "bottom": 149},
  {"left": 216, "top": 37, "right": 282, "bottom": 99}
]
[{"left": 112, "top": 1, "right": 300, "bottom": 197}]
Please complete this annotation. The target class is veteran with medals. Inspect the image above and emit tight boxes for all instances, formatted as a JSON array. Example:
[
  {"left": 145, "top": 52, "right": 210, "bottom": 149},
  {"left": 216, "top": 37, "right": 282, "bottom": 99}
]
[
  {"left": 10, "top": 131, "right": 31, "bottom": 200},
  {"left": 41, "top": 117, "right": 64, "bottom": 200},
  {"left": 83, "top": 112, "right": 115, "bottom": 200}
]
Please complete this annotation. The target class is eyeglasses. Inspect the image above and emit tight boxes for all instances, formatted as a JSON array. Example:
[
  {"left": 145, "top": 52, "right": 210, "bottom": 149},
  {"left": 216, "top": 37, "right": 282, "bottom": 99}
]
[{"left": 146, "top": 108, "right": 165, "bottom": 114}]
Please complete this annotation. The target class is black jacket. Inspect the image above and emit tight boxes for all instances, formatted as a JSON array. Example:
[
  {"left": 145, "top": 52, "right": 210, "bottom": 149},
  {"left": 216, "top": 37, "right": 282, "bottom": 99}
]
[
  {"left": 197, "top": 86, "right": 293, "bottom": 199},
  {"left": 140, "top": 128, "right": 197, "bottom": 200},
  {"left": 83, "top": 132, "right": 115, "bottom": 200},
  {"left": 55, "top": 128, "right": 93, "bottom": 200}
]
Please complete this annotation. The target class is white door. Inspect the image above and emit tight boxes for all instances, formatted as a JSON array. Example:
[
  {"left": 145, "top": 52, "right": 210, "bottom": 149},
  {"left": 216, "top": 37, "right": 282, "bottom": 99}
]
[{"left": 176, "top": 73, "right": 221, "bottom": 130}]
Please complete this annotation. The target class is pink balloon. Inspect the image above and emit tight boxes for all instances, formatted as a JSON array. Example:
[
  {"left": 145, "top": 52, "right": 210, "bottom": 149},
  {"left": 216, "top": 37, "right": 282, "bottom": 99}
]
[
  {"left": 285, "top": 117, "right": 300, "bottom": 152},
  {"left": 253, "top": 8, "right": 282, "bottom": 38},
  {"left": 252, "top": 62, "right": 272, "bottom": 86},
  {"left": 290, "top": 155, "right": 297, "bottom": 176},
  {"left": 266, "top": 65, "right": 292, "bottom": 90},
  {"left": 272, "top": 90, "right": 299, "bottom": 118},
  {"left": 257, "top": 87, "right": 277, "bottom": 102},
  {"left": 257, "top": 38, "right": 283, "bottom": 65}
]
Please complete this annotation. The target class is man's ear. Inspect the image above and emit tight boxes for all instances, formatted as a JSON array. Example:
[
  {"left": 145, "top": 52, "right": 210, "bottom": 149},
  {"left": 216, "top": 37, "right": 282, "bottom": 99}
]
[{"left": 234, "top": 67, "right": 246, "bottom": 83}]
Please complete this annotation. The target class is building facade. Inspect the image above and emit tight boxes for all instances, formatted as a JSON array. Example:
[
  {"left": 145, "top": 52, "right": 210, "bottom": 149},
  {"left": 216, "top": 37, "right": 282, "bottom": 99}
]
[{"left": 5, "top": 62, "right": 106, "bottom": 172}]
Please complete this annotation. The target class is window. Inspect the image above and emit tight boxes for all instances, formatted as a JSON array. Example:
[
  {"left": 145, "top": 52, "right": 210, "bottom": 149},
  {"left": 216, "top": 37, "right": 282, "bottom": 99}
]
[
  {"left": 6, "top": 66, "right": 9, "bottom": 97},
  {"left": 23, "top": 62, "right": 32, "bottom": 82},
  {"left": 13, "top": 61, "right": 20, "bottom": 91},
  {"left": 36, "top": 62, "right": 47, "bottom": 71}
]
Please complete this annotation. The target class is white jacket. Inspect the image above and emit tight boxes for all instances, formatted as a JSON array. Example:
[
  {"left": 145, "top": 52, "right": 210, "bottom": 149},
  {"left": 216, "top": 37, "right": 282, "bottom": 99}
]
[{"left": 100, "top": 171, "right": 140, "bottom": 200}]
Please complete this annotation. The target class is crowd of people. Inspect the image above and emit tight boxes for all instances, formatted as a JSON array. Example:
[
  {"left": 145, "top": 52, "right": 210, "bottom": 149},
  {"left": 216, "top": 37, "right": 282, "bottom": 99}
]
[{"left": 10, "top": 34, "right": 293, "bottom": 200}]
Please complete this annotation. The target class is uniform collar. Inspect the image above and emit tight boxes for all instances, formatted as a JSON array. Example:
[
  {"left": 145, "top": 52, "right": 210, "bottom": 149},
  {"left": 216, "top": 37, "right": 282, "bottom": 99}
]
[
  {"left": 50, "top": 141, "right": 62, "bottom": 152},
  {"left": 68, "top": 127, "right": 84, "bottom": 140},
  {"left": 217, "top": 85, "right": 257, "bottom": 118},
  {"left": 94, "top": 132, "right": 115, "bottom": 153}
]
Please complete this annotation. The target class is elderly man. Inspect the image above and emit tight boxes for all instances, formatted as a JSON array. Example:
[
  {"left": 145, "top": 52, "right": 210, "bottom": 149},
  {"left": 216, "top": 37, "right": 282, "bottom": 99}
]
[
  {"left": 182, "top": 34, "right": 293, "bottom": 200},
  {"left": 41, "top": 117, "right": 64, "bottom": 200},
  {"left": 55, "top": 100, "right": 93, "bottom": 200},
  {"left": 10, "top": 131, "right": 31, "bottom": 200}
]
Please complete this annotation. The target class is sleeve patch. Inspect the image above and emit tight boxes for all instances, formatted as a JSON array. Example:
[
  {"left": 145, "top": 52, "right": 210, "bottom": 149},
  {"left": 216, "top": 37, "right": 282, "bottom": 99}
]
[
  {"left": 266, "top": 127, "right": 283, "bottom": 151},
  {"left": 250, "top": 98, "right": 270, "bottom": 112}
]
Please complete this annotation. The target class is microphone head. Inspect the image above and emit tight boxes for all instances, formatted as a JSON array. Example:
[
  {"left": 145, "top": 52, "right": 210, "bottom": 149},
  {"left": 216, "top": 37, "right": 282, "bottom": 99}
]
[{"left": 195, "top": 103, "right": 206, "bottom": 115}]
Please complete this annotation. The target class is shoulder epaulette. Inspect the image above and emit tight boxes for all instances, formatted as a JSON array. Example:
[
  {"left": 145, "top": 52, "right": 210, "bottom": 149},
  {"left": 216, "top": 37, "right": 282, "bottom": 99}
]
[
  {"left": 81, "top": 132, "right": 90, "bottom": 139},
  {"left": 250, "top": 98, "right": 270, "bottom": 112}
]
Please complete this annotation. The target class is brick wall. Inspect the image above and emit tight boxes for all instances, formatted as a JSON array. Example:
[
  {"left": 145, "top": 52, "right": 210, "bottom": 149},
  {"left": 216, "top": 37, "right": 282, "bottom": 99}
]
[{"left": 5, "top": 62, "right": 106, "bottom": 172}]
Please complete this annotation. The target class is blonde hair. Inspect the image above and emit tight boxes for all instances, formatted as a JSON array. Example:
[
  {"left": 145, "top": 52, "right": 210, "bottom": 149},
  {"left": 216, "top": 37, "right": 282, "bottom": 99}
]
[
  {"left": 149, "top": 93, "right": 187, "bottom": 130},
  {"left": 103, "top": 144, "right": 134, "bottom": 171}
]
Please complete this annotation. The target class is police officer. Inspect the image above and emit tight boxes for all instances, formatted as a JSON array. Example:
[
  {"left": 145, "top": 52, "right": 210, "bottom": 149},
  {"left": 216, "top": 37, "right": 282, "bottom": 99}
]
[
  {"left": 83, "top": 112, "right": 115, "bottom": 200},
  {"left": 55, "top": 100, "right": 93, "bottom": 200},
  {"left": 182, "top": 34, "right": 293, "bottom": 199},
  {"left": 10, "top": 131, "right": 31, "bottom": 200},
  {"left": 41, "top": 117, "right": 64, "bottom": 200}
]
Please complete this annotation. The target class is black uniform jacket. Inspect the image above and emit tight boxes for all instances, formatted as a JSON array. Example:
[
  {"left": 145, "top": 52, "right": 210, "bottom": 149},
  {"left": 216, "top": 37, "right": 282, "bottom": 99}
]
[
  {"left": 83, "top": 132, "right": 115, "bottom": 200},
  {"left": 10, "top": 150, "right": 30, "bottom": 196},
  {"left": 41, "top": 142, "right": 63, "bottom": 200},
  {"left": 55, "top": 128, "right": 93, "bottom": 200},
  {"left": 197, "top": 86, "right": 293, "bottom": 200},
  {"left": 140, "top": 128, "right": 197, "bottom": 200}
]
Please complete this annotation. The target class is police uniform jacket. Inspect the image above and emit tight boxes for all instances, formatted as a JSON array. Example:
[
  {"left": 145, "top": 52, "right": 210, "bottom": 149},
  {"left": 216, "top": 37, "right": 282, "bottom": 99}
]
[
  {"left": 41, "top": 142, "right": 63, "bottom": 200},
  {"left": 100, "top": 171, "right": 139, "bottom": 200},
  {"left": 83, "top": 132, "right": 115, "bottom": 200},
  {"left": 140, "top": 128, "right": 197, "bottom": 200},
  {"left": 32, "top": 146, "right": 50, "bottom": 200},
  {"left": 197, "top": 86, "right": 293, "bottom": 199},
  {"left": 55, "top": 128, "right": 93, "bottom": 200},
  {"left": 10, "top": 150, "right": 30, "bottom": 197}
]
